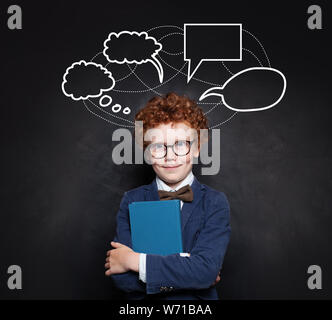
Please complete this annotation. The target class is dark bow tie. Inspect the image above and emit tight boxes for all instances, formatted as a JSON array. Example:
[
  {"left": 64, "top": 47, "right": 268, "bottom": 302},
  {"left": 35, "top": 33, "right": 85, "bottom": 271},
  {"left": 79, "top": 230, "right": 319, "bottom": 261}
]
[{"left": 158, "top": 184, "right": 193, "bottom": 202}]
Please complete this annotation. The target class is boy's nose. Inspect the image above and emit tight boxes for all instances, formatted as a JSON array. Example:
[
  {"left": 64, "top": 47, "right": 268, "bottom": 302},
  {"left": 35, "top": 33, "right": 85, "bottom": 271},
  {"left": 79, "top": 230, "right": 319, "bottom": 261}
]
[{"left": 165, "top": 146, "right": 177, "bottom": 160}]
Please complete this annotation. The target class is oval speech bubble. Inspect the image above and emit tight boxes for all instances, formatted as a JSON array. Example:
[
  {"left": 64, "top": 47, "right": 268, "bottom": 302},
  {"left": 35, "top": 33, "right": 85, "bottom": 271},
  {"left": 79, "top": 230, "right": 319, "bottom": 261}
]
[{"left": 199, "top": 67, "right": 287, "bottom": 112}]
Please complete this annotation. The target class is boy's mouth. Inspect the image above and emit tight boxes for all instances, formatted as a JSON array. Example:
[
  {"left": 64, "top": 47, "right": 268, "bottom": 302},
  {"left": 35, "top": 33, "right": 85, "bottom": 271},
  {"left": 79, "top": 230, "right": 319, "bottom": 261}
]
[{"left": 161, "top": 164, "right": 182, "bottom": 170}]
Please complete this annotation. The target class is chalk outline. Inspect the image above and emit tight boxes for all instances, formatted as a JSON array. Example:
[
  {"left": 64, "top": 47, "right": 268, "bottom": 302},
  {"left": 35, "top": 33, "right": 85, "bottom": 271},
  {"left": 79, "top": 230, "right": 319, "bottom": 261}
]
[
  {"left": 199, "top": 67, "right": 287, "bottom": 112},
  {"left": 62, "top": 60, "right": 115, "bottom": 101},
  {"left": 99, "top": 95, "right": 113, "bottom": 107},
  {"left": 64, "top": 25, "right": 277, "bottom": 128},
  {"left": 112, "top": 104, "right": 122, "bottom": 113},
  {"left": 122, "top": 107, "right": 131, "bottom": 115},
  {"left": 184, "top": 23, "right": 242, "bottom": 83},
  {"left": 103, "top": 31, "right": 164, "bottom": 83}
]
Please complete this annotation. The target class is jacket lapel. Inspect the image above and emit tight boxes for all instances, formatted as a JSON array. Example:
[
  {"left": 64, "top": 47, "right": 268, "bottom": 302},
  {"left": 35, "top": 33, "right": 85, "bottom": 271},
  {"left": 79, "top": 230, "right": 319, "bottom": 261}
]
[
  {"left": 180, "top": 177, "right": 204, "bottom": 232},
  {"left": 144, "top": 176, "right": 204, "bottom": 232},
  {"left": 144, "top": 178, "right": 160, "bottom": 201}
]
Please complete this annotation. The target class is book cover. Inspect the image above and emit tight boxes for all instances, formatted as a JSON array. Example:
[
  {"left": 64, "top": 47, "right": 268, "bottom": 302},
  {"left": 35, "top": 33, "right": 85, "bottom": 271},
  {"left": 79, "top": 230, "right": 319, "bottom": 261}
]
[{"left": 129, "top": 200, "right": 183, "bottom": 255}]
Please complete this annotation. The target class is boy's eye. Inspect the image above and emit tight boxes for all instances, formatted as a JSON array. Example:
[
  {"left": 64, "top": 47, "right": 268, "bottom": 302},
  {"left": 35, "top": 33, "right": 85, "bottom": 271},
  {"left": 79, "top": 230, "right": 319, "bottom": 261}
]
[
  {"left": 150, "top": 143, "right": 165, "bottom": 151},
  {"left": 176, "top": 140, "right": 187, "bottom": 147}
]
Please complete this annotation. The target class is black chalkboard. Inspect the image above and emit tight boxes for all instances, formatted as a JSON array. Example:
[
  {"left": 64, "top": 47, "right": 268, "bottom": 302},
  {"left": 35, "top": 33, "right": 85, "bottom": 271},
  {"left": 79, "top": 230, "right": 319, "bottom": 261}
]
[{"left": 0, "top": 0, "right": 331, "bottom": 300}]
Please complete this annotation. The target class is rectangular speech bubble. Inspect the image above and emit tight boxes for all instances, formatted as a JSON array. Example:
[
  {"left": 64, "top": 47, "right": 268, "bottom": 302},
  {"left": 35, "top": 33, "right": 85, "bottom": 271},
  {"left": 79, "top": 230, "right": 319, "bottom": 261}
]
[{"left": 184, "top": 23, "right": 242, "bottom": 82}]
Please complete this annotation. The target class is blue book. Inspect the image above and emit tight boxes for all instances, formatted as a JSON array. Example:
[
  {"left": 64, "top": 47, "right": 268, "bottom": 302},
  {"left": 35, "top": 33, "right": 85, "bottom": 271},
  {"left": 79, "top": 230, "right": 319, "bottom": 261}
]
[{"left": 129, "top": 200, "right": 183, "bottom": 255}]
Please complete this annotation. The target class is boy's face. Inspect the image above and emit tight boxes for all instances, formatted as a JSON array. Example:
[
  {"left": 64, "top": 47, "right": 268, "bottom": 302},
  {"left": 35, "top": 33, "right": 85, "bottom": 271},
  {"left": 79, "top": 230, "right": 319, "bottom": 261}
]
[{"left": 145, "top": 122, "right": 200, "bottom": 187}]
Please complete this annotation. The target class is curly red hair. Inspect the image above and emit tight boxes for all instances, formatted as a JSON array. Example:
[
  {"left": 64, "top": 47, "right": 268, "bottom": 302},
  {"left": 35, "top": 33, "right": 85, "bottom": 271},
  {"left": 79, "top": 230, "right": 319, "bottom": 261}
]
[{"left": 135, "top": 92, "right": 208, "bottom": 150}]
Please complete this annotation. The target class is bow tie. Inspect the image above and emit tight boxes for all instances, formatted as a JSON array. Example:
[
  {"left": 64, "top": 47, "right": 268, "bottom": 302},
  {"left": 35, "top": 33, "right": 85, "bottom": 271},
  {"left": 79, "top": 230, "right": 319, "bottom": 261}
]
[{"left": 158, "top": 184, "right": 193, "bottom": 202}]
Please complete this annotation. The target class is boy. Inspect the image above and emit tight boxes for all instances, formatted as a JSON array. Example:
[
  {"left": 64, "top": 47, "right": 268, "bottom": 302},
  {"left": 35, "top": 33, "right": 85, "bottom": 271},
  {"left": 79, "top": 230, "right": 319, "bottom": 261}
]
[{"left": 105, "top": 92, "right": 231, "bottom": 300}]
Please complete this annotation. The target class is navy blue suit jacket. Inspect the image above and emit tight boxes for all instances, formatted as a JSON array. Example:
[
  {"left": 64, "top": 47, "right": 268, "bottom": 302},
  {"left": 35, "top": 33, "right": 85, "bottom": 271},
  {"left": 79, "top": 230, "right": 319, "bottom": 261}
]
[{"left": 110, "top": 176, "right": 231, "bottom": 300}]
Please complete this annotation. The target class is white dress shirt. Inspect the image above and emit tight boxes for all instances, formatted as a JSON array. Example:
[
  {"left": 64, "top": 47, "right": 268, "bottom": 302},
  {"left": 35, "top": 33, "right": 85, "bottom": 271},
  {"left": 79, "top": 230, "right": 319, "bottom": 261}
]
[{"left": 138, "top": 171, "right": 194, "bottom": 283}]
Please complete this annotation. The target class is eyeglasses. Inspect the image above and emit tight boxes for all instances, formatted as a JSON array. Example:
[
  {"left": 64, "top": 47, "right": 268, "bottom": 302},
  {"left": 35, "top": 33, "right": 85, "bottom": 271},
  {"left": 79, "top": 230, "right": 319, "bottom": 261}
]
[{"left": 147, "top": 140, "right": 195, "bottom": 159}]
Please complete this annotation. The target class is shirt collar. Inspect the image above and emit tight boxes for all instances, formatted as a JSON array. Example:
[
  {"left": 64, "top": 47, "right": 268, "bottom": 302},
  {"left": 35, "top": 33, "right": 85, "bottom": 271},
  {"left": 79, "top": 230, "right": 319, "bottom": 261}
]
[{"left": 155, "top": 170, "right": 195, "bottom": 192}]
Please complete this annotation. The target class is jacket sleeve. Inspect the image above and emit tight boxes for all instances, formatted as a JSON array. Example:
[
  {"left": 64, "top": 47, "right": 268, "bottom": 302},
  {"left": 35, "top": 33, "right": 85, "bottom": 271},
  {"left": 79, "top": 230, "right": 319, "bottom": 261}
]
[
  {"left": 145, "top": 192, "right": 231, "bottom": 294},
  {"left": 109, "top": 192, "right": 146, "bottom": 293}
]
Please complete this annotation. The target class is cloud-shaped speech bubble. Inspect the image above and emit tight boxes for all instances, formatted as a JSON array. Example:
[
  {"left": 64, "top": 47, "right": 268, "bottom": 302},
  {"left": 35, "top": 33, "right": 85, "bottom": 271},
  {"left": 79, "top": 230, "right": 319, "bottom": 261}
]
[
  {"left": 199, "top": 67, "right": 287, "bottom": 112},
  {"left": 62, "top": 60, "right": 115, "bottom": 101},
  {"left": 103, "top": 31, "right": 164, "bottom": 83},
  {"left": 184, "top": 23, "right": 242, "bottom": 83}
]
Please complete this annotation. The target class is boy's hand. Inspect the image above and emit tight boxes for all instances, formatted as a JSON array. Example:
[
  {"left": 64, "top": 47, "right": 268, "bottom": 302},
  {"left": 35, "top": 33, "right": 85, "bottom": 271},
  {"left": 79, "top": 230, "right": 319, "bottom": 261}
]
[
  {"left": 187, "top": 253, "right": 221, "bottom": 287},
  {"left": 211, "top": 271, "right": 221, "bottom": 287},
  {"left": 105, "top": 241, "right": 140, "bottom": 276}
]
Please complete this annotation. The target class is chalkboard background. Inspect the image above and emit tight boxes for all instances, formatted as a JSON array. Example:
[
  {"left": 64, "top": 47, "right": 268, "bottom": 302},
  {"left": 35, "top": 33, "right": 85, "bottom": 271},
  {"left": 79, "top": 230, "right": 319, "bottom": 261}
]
[{"left": 0, "top": 0, "right": 331, "bottom": 299}]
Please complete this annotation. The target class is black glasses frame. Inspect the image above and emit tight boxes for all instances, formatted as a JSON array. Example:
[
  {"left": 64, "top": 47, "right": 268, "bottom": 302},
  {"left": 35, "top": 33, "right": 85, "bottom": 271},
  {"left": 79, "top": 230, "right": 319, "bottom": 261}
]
[{"left": 147, "top": 140, "right": 195, "bottom": 159}]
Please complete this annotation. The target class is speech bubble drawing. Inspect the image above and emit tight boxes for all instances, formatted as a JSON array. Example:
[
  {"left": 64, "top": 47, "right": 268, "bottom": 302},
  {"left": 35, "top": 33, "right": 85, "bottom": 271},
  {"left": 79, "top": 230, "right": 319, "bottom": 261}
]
[
  {"left": 62, "top": 60, "right": 115, "bottom": 101},
  {"left": 199, "top": 67, "right": 287, "bottom": 112},
  {"left": 103, "top": 31, "right": 164, "bottom": 83},
  {"left": 184, "top": 23, "right": 242, "bottom": 83}
]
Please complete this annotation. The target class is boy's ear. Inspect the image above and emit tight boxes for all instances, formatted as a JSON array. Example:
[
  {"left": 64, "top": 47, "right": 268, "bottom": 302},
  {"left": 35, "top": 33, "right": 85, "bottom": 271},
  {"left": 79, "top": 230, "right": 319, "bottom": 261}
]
[
  {"left": 192, "top": 141, "right": 200, "bottom": 158},
  {"left": 199, "top": 129, "right": 209, "bottom": 150},
  {"left": 193, "top": 145, "right": 200, "bottom": 158}
]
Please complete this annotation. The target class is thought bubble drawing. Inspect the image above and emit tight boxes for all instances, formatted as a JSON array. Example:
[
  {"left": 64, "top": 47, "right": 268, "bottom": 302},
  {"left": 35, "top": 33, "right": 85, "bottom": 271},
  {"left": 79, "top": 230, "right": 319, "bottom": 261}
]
[
  {"left": 62, "top": 60, "right": 115, "bottom": 101},
  {"left": 103, "top": 31, "right": 164, "bottom": 83},
  {"left": 61, "top": 24, "right": 286, "bottom": 128},
  {"left": 99, "top": 95, "right": 112, "bottom": 107},
  {"left": 112, "top": 104, "right": 122, "bottom": 113},
  {"left": 184, "top": 23, "right": 242, "bottom": 83},
  {"left": 122, "top": 107, "right": 131, "bottom": 115},
  {"left": 199, "top": 67, "right": 287, "bottom": 112}
]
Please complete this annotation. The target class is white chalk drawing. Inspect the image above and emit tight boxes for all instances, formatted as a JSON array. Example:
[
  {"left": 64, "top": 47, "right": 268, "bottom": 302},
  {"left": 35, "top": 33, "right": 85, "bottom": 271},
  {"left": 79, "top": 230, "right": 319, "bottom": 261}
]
[
  {"left": 61, "top": 24, "right": 286, "bottom": 128},
  {"left": 99, "top": 95, "right": 113, "bottom": 107},
  {"left": 199, "top": 67, "right": 287, "bottom": 112},
  {"left": 184, "top": 23, "right": 242, "bottom": 83},
  {"left": 112, "top": 104, "right": 122, "bottom": 113},
  {"left": 62, "top": 60, "right": 115, "bottom": 101},
  {"left": 123, "top": 107, "right": 131, "bottom": 115},
  {"left": 103, "top": 31, "right": 164, "bottom": 83}
]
